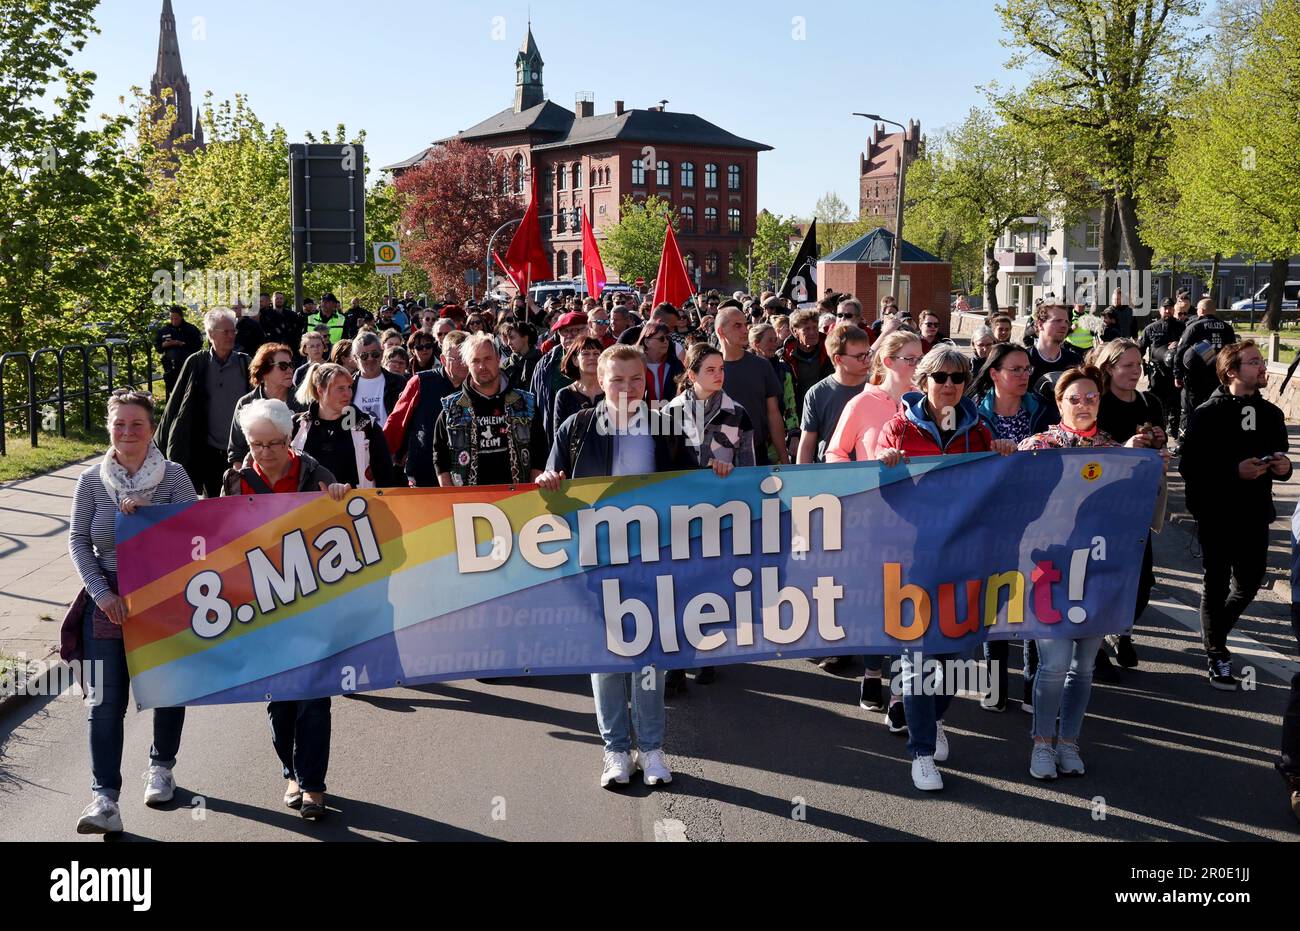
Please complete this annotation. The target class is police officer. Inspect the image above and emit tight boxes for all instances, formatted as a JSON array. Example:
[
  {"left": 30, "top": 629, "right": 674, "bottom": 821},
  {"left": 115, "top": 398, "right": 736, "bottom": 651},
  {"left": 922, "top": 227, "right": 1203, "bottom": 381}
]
[
  {"left": 154, "top": 305, "right": 203, "bottom": 396},
  {"left": 1173, "top": 296, "right": 1237, "bottom": 437},
  {"left": 307, "top": 294, "right": 345, "bottom": 345},
  {"left": 1140, "top": 297, "right": 1187, "bottom": 444}
]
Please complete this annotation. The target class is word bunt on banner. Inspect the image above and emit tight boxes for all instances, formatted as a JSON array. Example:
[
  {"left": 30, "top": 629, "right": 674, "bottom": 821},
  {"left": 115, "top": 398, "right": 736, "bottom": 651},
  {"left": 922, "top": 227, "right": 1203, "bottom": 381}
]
[{"left": 116, "top": 451, "right": 1162, "bottom": 709}]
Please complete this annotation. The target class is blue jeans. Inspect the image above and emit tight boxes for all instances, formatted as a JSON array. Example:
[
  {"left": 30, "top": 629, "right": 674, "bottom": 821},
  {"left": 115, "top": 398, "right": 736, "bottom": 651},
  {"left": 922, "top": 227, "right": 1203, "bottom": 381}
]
[
  {"left": 899, "top": 651, "right": 956, "bottom": 759},
  {"left": 592, "top": 669, "right": 666, "bottom": 753},
  {"left": 81, "top": 603, "right": 185, "bottom": 801},
  {"left": 268, "top": 699, "right": 331, "bottom": 793},
  {"left": 1032, "top": 636, "right": 1102, "bottom": 742}
]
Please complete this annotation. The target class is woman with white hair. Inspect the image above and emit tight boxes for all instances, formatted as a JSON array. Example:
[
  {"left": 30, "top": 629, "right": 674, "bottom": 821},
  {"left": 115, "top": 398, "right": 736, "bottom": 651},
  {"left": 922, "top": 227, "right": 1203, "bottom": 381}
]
[
  {"left": 292, "top": 362, "right": 397, "bottom": 488},
  {"left": 67, "top": 390, "right": 198, "bottom": 834},
  {"left": 222, "top": 399, "right": 348, "bottom": 820}
]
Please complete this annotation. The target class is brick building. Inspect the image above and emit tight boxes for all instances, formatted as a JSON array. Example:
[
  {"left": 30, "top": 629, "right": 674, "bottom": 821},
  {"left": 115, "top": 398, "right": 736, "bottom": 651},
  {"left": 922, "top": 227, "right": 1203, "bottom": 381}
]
[
  {"left": 819, "top": 228, "right": 952, "bottom": 334},
  {"left": 385, "top": 26, "right": 771, "bottom": 293},
  {"left": 858, "top": 121, "right": 921, "bottom": 225}
]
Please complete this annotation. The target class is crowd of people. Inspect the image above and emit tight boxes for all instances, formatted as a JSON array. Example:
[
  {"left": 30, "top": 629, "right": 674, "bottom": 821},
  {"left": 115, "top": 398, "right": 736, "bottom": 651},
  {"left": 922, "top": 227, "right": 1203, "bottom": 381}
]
[{"left": 66, "top": 283, "right": 1300, "bottom": 833}]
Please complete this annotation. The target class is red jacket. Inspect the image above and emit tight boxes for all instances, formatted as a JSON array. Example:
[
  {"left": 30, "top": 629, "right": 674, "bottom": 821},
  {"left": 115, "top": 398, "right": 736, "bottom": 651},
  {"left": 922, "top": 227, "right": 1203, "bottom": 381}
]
[{"left": 877, "top": 393, "right": 995, "bottom": 457}]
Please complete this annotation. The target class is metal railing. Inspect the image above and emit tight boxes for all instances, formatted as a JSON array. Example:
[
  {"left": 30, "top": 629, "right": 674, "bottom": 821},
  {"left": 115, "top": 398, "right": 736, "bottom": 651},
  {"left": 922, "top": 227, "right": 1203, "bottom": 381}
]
[{"left": 0, "top": 340, "right": 159, "bottom": 457}]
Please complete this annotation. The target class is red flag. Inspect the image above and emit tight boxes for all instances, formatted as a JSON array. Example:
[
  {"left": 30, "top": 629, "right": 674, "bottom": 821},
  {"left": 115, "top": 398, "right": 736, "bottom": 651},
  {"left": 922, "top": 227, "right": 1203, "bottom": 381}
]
[
  {"left": 503, "top": 175, "right": 552, "bottom": 293},
  {"left": 580, "top": 207, "right": 607, "bottom": 299},
  {"left": 493, "top": 251, "right": 523, "bottom": 292},
  {"left": 653, "top": 220, "right": 694, "bottom": 308}
]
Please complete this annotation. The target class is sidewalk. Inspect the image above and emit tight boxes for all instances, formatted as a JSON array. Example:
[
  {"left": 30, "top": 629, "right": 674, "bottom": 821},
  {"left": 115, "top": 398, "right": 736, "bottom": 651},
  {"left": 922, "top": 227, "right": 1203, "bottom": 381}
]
[{"left": 0, "top": 457, "right": 97, "bottom": 664}]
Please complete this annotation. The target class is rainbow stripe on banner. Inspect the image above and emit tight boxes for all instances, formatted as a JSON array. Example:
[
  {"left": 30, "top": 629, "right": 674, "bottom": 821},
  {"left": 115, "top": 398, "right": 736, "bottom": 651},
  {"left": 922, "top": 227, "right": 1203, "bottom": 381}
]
[{"left": 118, "top": 450, "right": 1163, "bottom": 709}]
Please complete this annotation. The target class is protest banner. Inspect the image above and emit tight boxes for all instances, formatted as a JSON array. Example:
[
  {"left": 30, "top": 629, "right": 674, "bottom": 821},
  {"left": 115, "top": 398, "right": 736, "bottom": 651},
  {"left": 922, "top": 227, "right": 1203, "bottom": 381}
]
[{"left": 118, "top": 450, "right": 1162, "bottom": 709}]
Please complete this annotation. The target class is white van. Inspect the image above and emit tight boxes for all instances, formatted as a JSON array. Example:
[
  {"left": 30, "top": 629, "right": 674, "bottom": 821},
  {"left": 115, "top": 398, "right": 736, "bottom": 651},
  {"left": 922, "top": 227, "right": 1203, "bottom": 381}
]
[{"left": 1231, "top": 280, "right": 1299, "bottom": 312}]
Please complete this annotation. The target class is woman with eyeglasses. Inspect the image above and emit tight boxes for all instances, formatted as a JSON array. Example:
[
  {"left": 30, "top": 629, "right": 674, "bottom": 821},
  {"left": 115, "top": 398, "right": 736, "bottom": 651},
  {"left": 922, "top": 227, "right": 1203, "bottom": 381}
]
[
  {"left": 1017, "top": 365, "right": 1156, "bottom": 781},
  {"left": 968, "top": 342, "right": 1059, "bottom": 712},
  {"left": 68, "top": 389, "right": 198, "bottom": 834},
  {"left": 552, "top": 337, "right": 607, "bottom": 430},
  {"left": 228, "top": 343, "right": 305, "bottom": 470},
  {"left": 407, "top": 331, "right": 438, "bottom": 377},
  {"left": 588, "top": 311, "right": 616, "bottom": 348},
  {"left": 634, "top": 323, "right": 685, "bottom": 407},
  {"left": 876, "top": 346, "right": 1016, "bottom": 792},
  {"left": 222, "top": 399, "right": 350, "bottom": 821}
]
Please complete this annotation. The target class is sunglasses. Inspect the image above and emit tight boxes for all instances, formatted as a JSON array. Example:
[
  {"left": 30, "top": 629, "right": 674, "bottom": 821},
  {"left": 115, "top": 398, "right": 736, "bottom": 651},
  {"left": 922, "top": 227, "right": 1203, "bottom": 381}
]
[
  {"left": 593, "top": 319, "right": 611, "bottom": 326},
  {"left": 268, "top": 360, "right": 293, "bottom": 372},
  {"left": 836, "top": 312, "right": 858, "bottom": 320},
  {"left": 929, "top": 371, "right": 968, "bottom": 385},
  {"left": 414, "top": 343, "right": 435, "bottom": 351},
  {"left": 357, "top": 351, "right": 382, "bottom": 362},
  {"left": 1062, "top": 392, "right": 1100, "bottom": 406}
]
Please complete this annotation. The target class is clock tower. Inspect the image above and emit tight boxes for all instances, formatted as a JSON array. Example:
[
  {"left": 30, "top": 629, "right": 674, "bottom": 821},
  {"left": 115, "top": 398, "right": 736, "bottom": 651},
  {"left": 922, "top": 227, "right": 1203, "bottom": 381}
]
[{"left": 513, "top": 24, "right": 545, "bottom": 113}]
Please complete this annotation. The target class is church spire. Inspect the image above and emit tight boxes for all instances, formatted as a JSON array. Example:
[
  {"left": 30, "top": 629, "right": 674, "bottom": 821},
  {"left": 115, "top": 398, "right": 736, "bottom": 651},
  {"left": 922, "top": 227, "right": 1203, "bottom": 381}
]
[
  {"left": 513, "top": 24, "right": 545, "bottom": 112},
  {"left": 151, "top": 0, "right": 200, "bottom": 152}
]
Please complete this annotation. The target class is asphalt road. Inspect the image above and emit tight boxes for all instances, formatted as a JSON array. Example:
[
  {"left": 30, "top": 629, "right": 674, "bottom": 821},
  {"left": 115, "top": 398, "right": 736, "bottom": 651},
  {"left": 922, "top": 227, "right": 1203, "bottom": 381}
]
[{"left": 1, "top": 596, "right": 1296, "bottom": 842}]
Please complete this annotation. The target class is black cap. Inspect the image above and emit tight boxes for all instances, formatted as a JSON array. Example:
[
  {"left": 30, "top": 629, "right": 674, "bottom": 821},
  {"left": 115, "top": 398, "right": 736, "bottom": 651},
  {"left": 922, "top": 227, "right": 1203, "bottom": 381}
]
[
  {"left": 303, "top": 297, "right": 316, "bottom": 306},
  {"left": 322, "top": 293, "right": 338, "bottom": 303}
]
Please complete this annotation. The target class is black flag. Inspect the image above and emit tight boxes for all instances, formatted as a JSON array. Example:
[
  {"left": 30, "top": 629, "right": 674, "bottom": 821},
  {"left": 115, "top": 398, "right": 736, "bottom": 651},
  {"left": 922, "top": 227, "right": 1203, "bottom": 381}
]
[{"left": 779, "top": 219, "right": 819, "bottom": 304}]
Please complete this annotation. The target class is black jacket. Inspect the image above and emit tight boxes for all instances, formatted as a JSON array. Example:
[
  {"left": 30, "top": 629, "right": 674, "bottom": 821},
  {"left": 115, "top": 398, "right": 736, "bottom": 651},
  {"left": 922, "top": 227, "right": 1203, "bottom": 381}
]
[
  {"left": 1178, "top": 387, "right": 1291, "bottom": 524},
  {"left": 1140, "top": 317, "right": 1186, "bottom": 377},
  {"left": 546, "top": 405, "right": 684, "bottom": 480},
  {"left": 221, "top": 450, "right": 337, "bottom": 497},
  {"left": 156, "top": 349, "right": 251, "bottom": 483},
  {"left": 1172, "top": 314, "right": 1236, "bottom": 385},
  {"left": 292, "top": 403, "right": 397, "bottom": 489},
  {"left": 154, "top": 321, "right": 203, "bottom": 373}
]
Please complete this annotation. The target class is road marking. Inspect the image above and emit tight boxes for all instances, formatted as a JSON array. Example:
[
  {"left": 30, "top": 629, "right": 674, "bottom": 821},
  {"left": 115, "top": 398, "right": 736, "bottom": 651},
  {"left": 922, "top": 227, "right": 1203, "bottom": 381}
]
[
  {"left": 654, "top": 818, "right": 687, "bottom": 842},
  {"left": 1148, "top": 600, "right": 1298, "bottom": 683}
]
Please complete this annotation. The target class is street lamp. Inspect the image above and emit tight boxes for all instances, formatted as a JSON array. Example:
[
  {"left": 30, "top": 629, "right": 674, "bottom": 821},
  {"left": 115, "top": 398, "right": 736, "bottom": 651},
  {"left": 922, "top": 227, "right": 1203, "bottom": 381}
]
[{"left": 854, "top": 112, "right": 916, "bottom": 306}]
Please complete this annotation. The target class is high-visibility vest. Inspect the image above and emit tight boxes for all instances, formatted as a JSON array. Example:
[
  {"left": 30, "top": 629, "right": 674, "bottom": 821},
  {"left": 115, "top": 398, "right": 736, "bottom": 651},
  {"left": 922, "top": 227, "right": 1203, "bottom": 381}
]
[{"left": 307, "top": 312, "right": 344, "bottom": 344}]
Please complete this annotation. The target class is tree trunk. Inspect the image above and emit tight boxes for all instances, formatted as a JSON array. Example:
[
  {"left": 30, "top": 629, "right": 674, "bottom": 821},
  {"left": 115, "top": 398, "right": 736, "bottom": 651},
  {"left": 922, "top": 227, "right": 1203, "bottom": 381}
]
[
  {"left": 1208, "top": 252, "right": 1222, "bottom": 307},
  {"left": 983, "top": 242, "right": 1000, "bottom": 317},
  {"left": 1264, "top": 256, "right": 1289, "bottom": 332},
  {"left": 1100, "top": 191, "right": 1121, "bottom": 310},
  {"left": 1114, "top": 191, "right": 1153, "bottom": 272}
]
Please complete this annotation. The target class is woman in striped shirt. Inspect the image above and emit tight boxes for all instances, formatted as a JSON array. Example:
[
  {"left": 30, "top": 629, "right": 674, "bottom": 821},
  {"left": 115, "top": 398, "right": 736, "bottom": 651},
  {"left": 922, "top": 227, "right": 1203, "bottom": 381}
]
[{"left": 68, "top": 390, "right": 197, "bottom": 835}]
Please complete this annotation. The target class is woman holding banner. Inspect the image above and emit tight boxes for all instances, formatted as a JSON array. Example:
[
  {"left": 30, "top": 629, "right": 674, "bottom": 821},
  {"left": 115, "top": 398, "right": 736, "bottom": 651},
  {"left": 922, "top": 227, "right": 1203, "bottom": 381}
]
[
  {"left": 222, "top": 398, "right": 350, "bottom": 819},
  {"left": 1018, "top": 365, "right": 1163, "bottom": 780},
  {"left": 292, "top": 362, "right": 396, "bottom": 489},
  {"left": 876, "top": 346, "right": 1016, "bottom": 792},
  {"left": 824, "top": 329, "right": 923, "bottom": 725},
  {"left": 67, "top": 390, "right": 198, "bottom": 835}
]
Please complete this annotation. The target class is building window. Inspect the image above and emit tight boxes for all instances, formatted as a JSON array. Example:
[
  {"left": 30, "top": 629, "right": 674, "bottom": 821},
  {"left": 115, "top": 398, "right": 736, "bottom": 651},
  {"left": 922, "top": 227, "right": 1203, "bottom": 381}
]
[
  {"left": 500, "top": 161, "right": 511, "bottom": 195},
  {"left": 681, "top": 162, "right": 695, "bottom": 187},
  {"left": 512, "top": 154, "right": 526, "bottom": 194},
  {"left": 704, "top": 251, "right": 719, "bottom": 275},
  {"left": 1234, "top": 275, "right": 1248, "bottom": 299},
  {"left": 539, "top": 166, "right": 552, "bottom": 192},
  {"left": 680, "top": 206, "right": 695, "bottom": 233},
  {"left": 1085, "top": 220, "right": 1100, "bottom": 250},
  {"left": 570, "top": 207, "right": 580, "bottom": 230},
  {"left": 632, "top": 159, "right": 646, "bottom": 185},
  {"left": 704, "top": 207, "right": 718, "bottom": 233},
  {"left": 656, "top": 160, "right": 670, "bottom": 187},
  {"left": 556, "top": 251, "right": 568, "bottom": 277},
  {"left": 557, "top": 165, "right": 566, "bottom": 191},
  {"left": 728, "top": 208, "right": 741, "bottom": 234},
  {"left": 683, "top": 252, "right": 696, "bottom": 274},
  {"left": 603, "top": 167, "right": 611, "bottom": 185},
  {"left": 570, "top": 163, "right": 581, "bottom": 189},
  {"left": 573, "top": 249, "right": 583, "bottom": 277},
  {"left": 556, "top": 210, "right": 566, "bottom": 232},
  {"left": 704, "top": 163, "right": 718, "bottom": 189},
  {"left": 727, "top": 165, "right": 741, "bottom": 191}
]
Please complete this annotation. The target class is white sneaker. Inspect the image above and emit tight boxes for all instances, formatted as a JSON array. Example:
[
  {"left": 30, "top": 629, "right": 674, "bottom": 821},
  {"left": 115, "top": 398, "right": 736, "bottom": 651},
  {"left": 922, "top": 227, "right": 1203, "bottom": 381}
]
[
  {"left": 911, "top": 755, "right": 943, "bottom": 791},
  {"left": 77, "top": 795, "right": 123, "bottom": 835},
  {"left": 634, "top": 748, "right": 673, "bottom": 786},
  {"left": 934, "top": 722, "right": 950, "bottom": 763},
  {"left": 600, "top": 750, "right": 632, "bottom": 788},
  {"left": 143, "top": 765, "right": 175, "bottom": 806}
]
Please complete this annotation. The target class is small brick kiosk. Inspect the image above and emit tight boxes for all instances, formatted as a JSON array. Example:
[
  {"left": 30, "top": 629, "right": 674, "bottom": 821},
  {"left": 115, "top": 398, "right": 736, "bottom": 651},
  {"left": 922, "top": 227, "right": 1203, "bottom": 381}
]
[{"left": 818, "top": 228, "right": 953, "bottom": 334}]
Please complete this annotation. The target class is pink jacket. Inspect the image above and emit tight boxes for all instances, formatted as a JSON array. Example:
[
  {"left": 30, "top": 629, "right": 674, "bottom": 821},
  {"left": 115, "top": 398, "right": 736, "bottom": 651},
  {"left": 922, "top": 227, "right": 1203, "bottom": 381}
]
[{"left": 824, "top": 385, "right": 903, "bottom": 463}]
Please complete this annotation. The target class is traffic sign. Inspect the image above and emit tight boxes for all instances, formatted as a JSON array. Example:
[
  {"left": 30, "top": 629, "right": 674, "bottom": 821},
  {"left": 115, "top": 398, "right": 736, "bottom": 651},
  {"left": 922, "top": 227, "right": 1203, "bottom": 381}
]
[{"left": 374, "top": 241, "right": 402, "bottom": 275}]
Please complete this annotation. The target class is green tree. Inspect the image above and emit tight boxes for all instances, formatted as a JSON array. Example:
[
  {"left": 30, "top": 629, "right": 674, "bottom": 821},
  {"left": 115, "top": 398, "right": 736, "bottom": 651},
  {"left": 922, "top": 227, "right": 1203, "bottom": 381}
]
[
  {"left": 1147, "top": 0, "right": 1300, "bottom": 329},
  {"left": 813, "top": 191, "right": 856, "bottom": 255},
  {"left": 995, "top": 0, "right": 1203, "bottom": 273},
  {"left": 738, "top": 210, "right": 800, "bottom": 296},
  {"left": 601, "top": 195, "right": 675, "bottom": 286},
  {"left": 904, "top": 108, "right": 1053, "bottom": 314}
]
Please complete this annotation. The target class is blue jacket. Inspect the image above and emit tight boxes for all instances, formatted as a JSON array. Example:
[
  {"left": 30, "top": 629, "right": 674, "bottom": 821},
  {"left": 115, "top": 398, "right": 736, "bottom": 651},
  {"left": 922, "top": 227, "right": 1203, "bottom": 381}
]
[{"left": 975, "top": 390, "right": 1059, "bottom": 439}]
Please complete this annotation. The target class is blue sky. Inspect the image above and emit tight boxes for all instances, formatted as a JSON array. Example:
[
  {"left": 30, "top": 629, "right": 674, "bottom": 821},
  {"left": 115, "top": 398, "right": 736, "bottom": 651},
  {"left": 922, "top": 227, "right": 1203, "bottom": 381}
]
[{"left": 79, "top": 0, "right": 1023, "bottom": 217}]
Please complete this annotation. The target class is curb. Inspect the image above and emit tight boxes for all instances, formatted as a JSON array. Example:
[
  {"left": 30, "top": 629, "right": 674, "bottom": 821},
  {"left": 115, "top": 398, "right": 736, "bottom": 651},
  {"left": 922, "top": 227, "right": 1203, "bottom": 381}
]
[{"left": 0, "top": 646, "right": 65, "bottom": 718}]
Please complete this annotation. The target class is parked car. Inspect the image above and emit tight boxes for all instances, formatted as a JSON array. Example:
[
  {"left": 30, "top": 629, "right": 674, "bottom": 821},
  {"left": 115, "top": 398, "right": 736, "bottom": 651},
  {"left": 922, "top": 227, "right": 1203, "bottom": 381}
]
[{"left": 1231, "top": 280, "right": 1300, "bottom": 312}]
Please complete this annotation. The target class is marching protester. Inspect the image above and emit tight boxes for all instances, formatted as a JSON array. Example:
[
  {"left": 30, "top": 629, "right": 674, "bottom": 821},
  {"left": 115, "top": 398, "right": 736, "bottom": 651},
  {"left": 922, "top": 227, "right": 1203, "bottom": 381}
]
[
  {"left": 295, "top": 331, "right": 330, "bottom": 388},
  {"left": 659, "top": 341, "right": 756, "bottom": 693},
  {"left": 717, "top": 306, "right": 790, "bottom": 465},
  {"left": 292, "top": 362, "right": 397, "bottom": 489},
  {"left": 1173, "top": 296, "right": 1237, "bottom": 439},
  {"left": 748, "top": 323, "right": 798, "bottom": 462},
  {"left": 233, "top": 299, "right": 266, "bottom": 358},
  {"left": 1094, "top": 338, "right": 1167, "bottom": 670},
  {"left": 1104, "top": 286, "right": 1135, "bottom": 339},
  {"left": 330, "top": 339, "right": 357, "bottom": 374},
  {"left": 1139, "top": 297, "right": 1185, "bottom": 447},
  {"left": 538, "top": 345, "right": 733, "bottom": 789},
  {"left": 383, "top": 346, "right": 410, "bottom": 377},
  {"left": 68, "top": 390, "right": 197, "bottom": 834},
  {"left": 876, "top": 347, "right": 1015, "bottom": 791},
  {"left": 1179, "top": 341, "right": 1291, "bottom": 691},
  {"left": 971, "top": 342, "right": 1058, "bottom": 709},
  {"left": 531, "top": 311, "right": 589, "bottom": 440},
  {"left": 342, "top": 297, "right": 375, "bottom": 340},
  {"left": 350, "top": 332, "right": 407, "bottom": 429},
  {"left": 156, "top": 308, "right": 250, "bottom": 498},
  {"left": 501, "top": 320, "right": 541, "bottom": 391},
  {"left": 222, "top": 399, "right": 350, "bottom": 821},
  {"left": 782, "top": 309, "right": 834, "bottom": 418},
  {"left": 552, "top": 337, "right": 606, "bottom": 430},
  {"left": 634, "top": 321, "right": 685, "bottom": 409},
  {"left": 228, "top": 343, "right": 304, "bottom": 469},
  {"left": 1027, "top": 301, "right": 1084, "bottom": 395},
  {"left": 825, "top": 329, "right": 924, "bottom": 719},
  {"left": 1017, "top": 365, "right": 1161, "bottom": 779},
  {"left": 990, "top": 314, "right": 1013, "bottom": 345},
  {"left": 970, "top": 325, "right": 996, "bottom": 372},
  {"left": 385, "top": 330, "right": 470, "bottom": 486},
  {"left": 155, "top": 305, "right": 202, "bottom": 396},
  {"left": 407, "top": 330, "right": 438, "bottom": 376},
  {"left": 796, "top": 324, "right": 872, "bottom": 465},
  {"left": 917, "top": 310, "right": 947, "bottom": 353},
  {"left": 434, "top": 333, "right": 548, "bottom": 488}
]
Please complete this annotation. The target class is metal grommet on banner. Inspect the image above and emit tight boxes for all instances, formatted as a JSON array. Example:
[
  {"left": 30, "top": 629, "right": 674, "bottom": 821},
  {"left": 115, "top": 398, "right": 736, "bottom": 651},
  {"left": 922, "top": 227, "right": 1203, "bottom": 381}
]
[
  {"left": 395, "top": 679, "right": 403, "bottom": 687},
  {"left": 265, "top": 693, "right": 272, "bottom": 701}
]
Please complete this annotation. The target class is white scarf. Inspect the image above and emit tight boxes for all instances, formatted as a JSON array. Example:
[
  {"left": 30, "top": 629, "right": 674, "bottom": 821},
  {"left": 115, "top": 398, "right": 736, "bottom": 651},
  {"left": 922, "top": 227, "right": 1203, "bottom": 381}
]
[{"left": 100, "top": 443, "right": 168, "bottom": 508}]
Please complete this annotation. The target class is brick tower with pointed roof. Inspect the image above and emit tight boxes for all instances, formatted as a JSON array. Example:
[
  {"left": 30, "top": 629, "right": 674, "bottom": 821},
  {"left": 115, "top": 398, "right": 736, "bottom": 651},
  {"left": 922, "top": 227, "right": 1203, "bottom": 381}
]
[{"left": 150, "top": 0, "right": 203, "bottom": 153}]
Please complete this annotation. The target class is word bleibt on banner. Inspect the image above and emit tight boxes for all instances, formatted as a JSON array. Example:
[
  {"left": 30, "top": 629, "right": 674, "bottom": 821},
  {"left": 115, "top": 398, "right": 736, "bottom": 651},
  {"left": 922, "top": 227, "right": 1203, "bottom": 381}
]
[{"left": 117, "top": 450, "right": 1162, "bottom": 709}]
